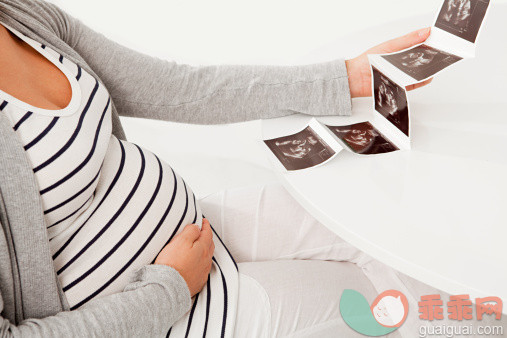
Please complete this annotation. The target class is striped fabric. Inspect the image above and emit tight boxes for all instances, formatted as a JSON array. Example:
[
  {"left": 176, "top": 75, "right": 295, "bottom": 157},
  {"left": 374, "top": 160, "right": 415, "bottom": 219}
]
[{"left": 0, "top": 24, "right": 238, "bottom": 337}]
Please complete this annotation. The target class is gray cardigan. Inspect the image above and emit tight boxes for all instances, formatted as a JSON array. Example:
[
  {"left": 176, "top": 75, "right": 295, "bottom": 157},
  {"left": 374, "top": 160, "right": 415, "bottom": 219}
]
[{"left": 0, "top": 0, "right": 352, "bottom": 336}]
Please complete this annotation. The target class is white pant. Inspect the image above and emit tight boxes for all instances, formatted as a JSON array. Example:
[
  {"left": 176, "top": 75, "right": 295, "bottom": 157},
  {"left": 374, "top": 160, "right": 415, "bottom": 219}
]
[{"left": 199, "top": 184, "right": 494, "bottom": 337}]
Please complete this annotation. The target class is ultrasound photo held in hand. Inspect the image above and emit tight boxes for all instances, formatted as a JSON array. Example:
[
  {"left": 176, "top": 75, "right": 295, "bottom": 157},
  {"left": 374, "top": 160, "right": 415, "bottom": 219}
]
[
  {"left": 382, "top": 45, "right": 462, "bottom": 81},
  {"left": 264, "top": 126, "right": 335, "bottom": 171},
  {"left": 262, "top": 0, "right": 491, "bottom": 172},
  {"left": 435, "top": 0, "right": 490, "bottom": 43},
  {"left": 372, "top": 66, "right": 409, "bottom": 136}
]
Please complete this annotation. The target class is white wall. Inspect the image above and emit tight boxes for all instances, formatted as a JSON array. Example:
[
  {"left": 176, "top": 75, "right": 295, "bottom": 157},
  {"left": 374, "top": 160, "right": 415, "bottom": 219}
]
[{"left": 45, "top": 0, "right": 506, "bottom": 198}]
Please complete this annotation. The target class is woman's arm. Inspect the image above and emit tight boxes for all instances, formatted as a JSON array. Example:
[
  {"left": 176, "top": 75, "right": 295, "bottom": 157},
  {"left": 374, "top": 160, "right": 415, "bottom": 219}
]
[
  {"left": 42, "top": 1, "right": 352, "bottom": 124},
  {"left": 0, "top": 212, "right": 215, "bottom": 337},
  {"left": 0, "top": 265, "right": 191, "bottom": 337}
]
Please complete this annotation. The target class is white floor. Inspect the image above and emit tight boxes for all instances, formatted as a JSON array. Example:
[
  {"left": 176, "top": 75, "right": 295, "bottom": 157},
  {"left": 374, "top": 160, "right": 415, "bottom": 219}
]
[{"left": 48, "top": 0, "right": 507, "bottom": 198}]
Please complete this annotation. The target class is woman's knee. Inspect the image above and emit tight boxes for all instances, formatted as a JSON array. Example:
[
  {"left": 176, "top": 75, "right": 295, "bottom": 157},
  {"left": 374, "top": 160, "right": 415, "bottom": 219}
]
[{"left": 237, "top": 260, "right": 379, "bottom": 337}]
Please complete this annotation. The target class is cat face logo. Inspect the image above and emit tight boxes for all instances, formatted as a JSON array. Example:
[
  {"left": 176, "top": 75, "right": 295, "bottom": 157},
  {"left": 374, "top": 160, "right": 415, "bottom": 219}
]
[{"left": 340, "top": 289, "right": 409, "bottom": 336}]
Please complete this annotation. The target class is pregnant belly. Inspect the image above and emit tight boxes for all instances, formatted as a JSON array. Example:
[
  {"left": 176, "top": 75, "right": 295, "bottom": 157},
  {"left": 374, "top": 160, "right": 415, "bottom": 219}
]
[{"left": 49, "top": 136, "right": 201, "bottom": 309}]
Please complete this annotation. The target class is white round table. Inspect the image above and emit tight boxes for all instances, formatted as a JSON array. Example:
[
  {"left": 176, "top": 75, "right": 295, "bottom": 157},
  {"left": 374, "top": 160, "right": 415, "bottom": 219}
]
[{"left": 262, "top": 4, "right": 507, "bottom": 310}]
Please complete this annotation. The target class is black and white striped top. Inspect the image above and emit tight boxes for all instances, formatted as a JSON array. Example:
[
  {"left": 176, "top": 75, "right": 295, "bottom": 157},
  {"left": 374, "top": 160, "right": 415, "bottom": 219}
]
[{"left": 0, "top": 23, "right": 238, "bottom": 337}]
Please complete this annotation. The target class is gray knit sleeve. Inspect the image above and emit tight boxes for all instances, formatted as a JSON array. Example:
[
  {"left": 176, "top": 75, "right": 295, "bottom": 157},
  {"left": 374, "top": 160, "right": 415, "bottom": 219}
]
[
  {"left": 44, "top": 2, "right": 352, "bottom": 124},
  {"left": 0, "top": 265, "right": 191, "bottom": 337}
]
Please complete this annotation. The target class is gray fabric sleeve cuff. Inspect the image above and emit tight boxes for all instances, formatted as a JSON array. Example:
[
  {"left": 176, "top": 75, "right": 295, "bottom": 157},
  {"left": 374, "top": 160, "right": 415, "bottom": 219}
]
[{"left": 125, "top": 264, "right": 191, "bottom": 313}]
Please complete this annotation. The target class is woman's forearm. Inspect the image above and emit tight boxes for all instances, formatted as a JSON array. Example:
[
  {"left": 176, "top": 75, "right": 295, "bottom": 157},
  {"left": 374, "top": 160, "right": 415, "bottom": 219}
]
[{"left": 0, "top": 265, "right": 190, "bottom": 337}]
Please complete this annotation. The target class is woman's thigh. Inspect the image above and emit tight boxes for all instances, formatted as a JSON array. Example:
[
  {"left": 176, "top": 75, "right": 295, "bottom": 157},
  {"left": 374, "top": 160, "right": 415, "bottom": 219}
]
[
  {"left": 235, "top": 259, "right": 401, "bottom": 338},
  {"left": 200, "top": 183, "right": 366, "bottom": 264},
  {"left": 235, "top": 260, "right": 494, "bottom": 338},
  {"left": 205, "top": 185, "right": 507, "bottom": 336}
]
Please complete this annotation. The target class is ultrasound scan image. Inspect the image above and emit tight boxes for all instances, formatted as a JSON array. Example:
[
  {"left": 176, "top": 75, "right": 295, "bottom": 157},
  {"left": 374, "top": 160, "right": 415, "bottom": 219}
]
[
  {"left": 372, "top": 66, "right": 409, "bottom": 137},
  {"left": 326, "top": 122, "right": 398, "bottom": 155},
  {"left": 435, "top": 0, "right": 490, "bottom": 43},
  {"left": 382, "top": 45, "right": 462, "bottom": 81},
  {"left": 401, "top": 49, "right": 439, "bottom": 69},
  {"left": 443, "top": 0, "right": 472, "bottom": 29},
  {"left": 264, "top": 126, "right": 335, "bottom": 171}
]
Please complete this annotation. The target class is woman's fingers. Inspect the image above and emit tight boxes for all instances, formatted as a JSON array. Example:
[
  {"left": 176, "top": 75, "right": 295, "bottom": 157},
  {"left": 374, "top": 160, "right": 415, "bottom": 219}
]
[
  {"left": 209, "top": 240, "right": 215, "bottom": 256},
  {"left": 181, "top": 223, "right": 201, "bottom": 242},
  {"left": 379, "top": 27, "right": 431, "bottom": 54},
  {"left": 202, "top": 219, "right": 215, "bottom": 257},
  {"left": 197, "top": 218, "right": 213, "bottom": 247},
  {"left": 155, "top": 219, "right": 214, "bottom": 297},
  {"left": 406, "top": 78, "right": 433, "bottom": 91},
  {"left": 181, "top": 219, "right": 214, "bottom": 245}
]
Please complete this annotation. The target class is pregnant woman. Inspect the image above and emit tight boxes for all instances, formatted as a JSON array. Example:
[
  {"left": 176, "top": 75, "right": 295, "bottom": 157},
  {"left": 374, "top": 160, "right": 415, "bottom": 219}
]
[{"left": 0, "top": 0, "right": 433, "bottom": 336}]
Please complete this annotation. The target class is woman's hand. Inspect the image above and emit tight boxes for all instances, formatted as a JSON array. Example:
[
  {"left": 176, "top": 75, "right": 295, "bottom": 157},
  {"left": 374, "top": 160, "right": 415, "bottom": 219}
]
[
  {"left": 345, "top": 27, "right": 433, "bottom": 98},
  {"left": 155, "top": 218, "right": 215, "bottom": 297}
]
